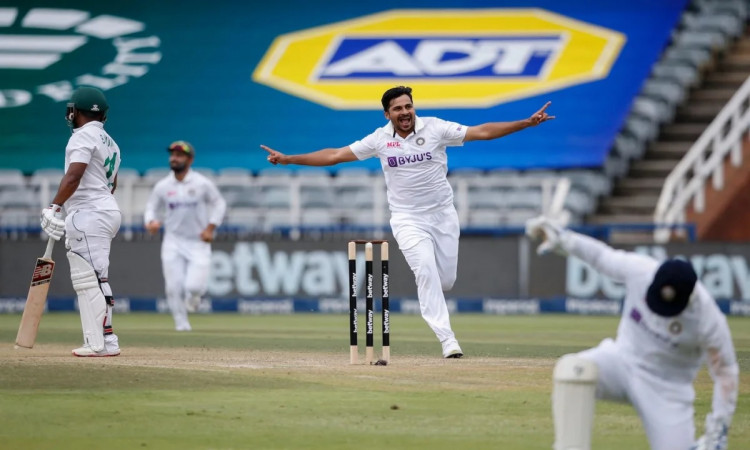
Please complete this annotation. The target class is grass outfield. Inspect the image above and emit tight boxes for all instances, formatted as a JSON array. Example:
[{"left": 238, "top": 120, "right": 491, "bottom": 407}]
[{"left": 0, "top": 314, "right": 747, "bottom": 450}]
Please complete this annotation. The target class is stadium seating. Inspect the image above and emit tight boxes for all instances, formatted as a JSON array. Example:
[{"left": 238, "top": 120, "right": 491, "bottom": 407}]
[
  {"left": 0, "top": 176, "right": 40, "bottom": 237},
  {"left": 0, "top": 169, "right": 26, "bottom": 190},
  {"left": 193, "top": 167, "right": 217, "bottom": 180},
  {"left": 0, "top": 164, "right": 599, "bottom": 237},
  {"left": 592, "top": 0, "right": 750, "bottom": 233},
  {"left": 3, "top": 0, "right": 748, "bottom": 242}
]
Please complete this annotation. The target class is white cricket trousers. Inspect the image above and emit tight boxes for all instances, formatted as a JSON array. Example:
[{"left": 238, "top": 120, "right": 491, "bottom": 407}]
[
  {"left": 65, "top": 209, "right": 121, "bottom": 289},
  {"left": 390, "top": 205, "right": 459, "bottom": 344},
  {"left": 579, "top": 338, "right": 696, "bottom": 450},
  {"left": 65, "top": 209, "right": 121, "bottom": 342},
  {"left": 161, "top": 236, "right": 211, "bottom": 330}
]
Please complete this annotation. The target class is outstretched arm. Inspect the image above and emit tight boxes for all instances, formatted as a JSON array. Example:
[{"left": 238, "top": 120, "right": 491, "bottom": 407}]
[
  {"left": 692, "top": 306, "right": 738, "bottom": 450},
  {"left": 525, "top": 215, "right": 649, "bottom": 283},
  {"left": 464, "top": 101, "right": 555, "bottom": 142},
  {"left": 706, "top": 305, "right": 739, "bottom": 428},
  {"left": 261, "top": 145, "right": 359, "bottom": 167},
  {"left": 143, "top": 182, "right": 165, "bottom": 235}
]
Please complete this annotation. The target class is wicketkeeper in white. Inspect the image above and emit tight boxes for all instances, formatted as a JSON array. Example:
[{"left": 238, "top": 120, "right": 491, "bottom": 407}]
[
  {"left": 262, "top": 86, "right": 554, "bottom": 358},
  {"left": 144, "top": 141, "right": 226, "bottom": 331},
  {"left": 40, "top": 86, "right": 122, "bottom": 357},
  {"left": 526, "top": 216, "right": 739, "bottom": 450}
]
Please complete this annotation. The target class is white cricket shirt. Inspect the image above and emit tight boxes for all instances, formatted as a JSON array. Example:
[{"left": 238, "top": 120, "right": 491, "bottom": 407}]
[
  {"left": 564, "top": 231, "right": 738, "bottom": 417},
  {"left": 64, "top": 121, "right": 120, "bottom": 213},
  {"left": 144, "top": 169, "right": 226, "bottom": 241},
  {"left": 349, "top": 116, "right": 467, "bottom": 214}
]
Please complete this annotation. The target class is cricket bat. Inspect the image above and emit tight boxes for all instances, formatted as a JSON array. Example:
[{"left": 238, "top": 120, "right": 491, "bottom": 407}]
[{"left": 14, "top": 238, "right": 57, "bottom": 349}]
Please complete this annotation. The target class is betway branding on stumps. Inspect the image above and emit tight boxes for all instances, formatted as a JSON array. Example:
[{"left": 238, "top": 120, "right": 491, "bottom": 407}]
[{"left": 253, "top": 9, "right": 625, "bottom": 109}]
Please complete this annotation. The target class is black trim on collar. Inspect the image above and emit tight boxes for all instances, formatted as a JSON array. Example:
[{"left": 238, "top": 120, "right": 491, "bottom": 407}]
[{"left": 392, "top": 129, "right": 416, "bottom": 138}]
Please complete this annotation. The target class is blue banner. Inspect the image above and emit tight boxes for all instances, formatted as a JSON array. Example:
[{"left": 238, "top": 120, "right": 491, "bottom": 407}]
[
  {"left": 1, "top": 297, "right": 746, "bottom": 316},
  {"left": 0, "top": 1, "right": 688, "bottom": 173}
]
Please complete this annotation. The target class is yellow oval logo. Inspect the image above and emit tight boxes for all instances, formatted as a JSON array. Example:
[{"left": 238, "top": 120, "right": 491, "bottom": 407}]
[{"left": 253, "top": 9, "right": 625, "bottom": 109}]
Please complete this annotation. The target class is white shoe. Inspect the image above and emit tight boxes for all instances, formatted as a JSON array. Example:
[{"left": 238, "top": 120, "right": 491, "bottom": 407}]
[
  {"left": 442, "top": 339, "right": 463, "bottom": 359},
  {"left": 72, "top": 344, "right": 120, "bottom": 357},
  {"left": 105, "top": 333, "right": 119, "bottom": 349},
  {"left": 176, "top": 324, "right": 192, "bottom": 332},
  {"left": 186, "top": 295, "right": 201, "bottom": 313}
]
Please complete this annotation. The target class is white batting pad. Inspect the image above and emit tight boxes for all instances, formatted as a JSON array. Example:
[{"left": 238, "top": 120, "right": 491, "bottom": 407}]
[
  {"left": 67, "top": 251, "right": 106, "bottom": 352},
  {"left": 553, "top": 354, "right": 599, "bottom": 450}
]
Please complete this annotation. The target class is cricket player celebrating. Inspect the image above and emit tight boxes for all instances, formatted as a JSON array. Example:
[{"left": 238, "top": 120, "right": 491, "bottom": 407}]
[
  {"left": 40, "top": 86, "right": 122, "bottom": 357},
  {"left": 525, "top": 216, "right": 739, "bottom": 450},
  {"left": 262, "top": 86, "right": 554, "bottom": 358},
  {"left": 144, "top": 141, "right": 226, "bottom": 331}
]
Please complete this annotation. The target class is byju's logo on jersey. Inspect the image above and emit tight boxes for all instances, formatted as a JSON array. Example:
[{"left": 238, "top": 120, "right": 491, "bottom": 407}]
[
  {"left": 0, "top": 7, "right": 161, "bottom": 108},
  {"left": 387, "top": 152, "right": 432, "bottom": 167},
  {"left": 253, "top": 9, "right": 625, "bottom": 109}
]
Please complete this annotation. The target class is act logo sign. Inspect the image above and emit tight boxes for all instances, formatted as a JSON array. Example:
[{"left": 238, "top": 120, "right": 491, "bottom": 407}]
[
  {"left": 0, "top": 7, "right": 161, "bottom": 108},
  {"left": 253, "top": 9, "right": 625, "bottom": 109}
]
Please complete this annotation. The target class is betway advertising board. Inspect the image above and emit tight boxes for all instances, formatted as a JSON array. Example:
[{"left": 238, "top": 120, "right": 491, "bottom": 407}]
[
  {"left": 0, "top": 237, "right": 518, "bottom": 299},
  {"left": 0, "top": 0, "right": 686, "bottom": 173},
  {"left": 1, "top": 237, "right": 749, "bottom": 316}
]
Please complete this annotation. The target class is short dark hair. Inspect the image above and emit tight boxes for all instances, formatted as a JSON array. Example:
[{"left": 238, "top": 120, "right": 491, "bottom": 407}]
[{"left": 381, "top": 86, "right": 413, "bottom": 111}]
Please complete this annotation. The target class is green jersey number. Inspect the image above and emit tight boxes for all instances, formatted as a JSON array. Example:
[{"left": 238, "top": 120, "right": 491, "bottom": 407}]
[{"left": 103, "top": 152, "right": 118, "bottom": 179}]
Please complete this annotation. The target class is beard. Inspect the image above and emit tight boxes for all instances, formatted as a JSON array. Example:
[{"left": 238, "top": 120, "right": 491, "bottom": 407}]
[{"left": 170, "top": 161, "right": 187, "bottom": 173}]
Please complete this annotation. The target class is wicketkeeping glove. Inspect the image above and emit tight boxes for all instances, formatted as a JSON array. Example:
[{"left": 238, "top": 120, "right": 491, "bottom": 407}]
[
  {"left": 691, "top": 413, "right": 730, "bottom": 450},
  {"left": 525, "top": 215, "right": 567, "bottom": 256},
  {"left": 40, "top": 204, "right": 65, "bottom": 241}
]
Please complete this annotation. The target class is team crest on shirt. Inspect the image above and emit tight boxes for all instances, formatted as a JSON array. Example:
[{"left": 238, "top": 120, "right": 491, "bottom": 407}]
[
  {"left": 252, "top": 9, "right": 625, "bottom": 109},
  {"left": 416, "top": 137, "right": 425, "bottom": 146},
  {"left": 668, "top": 321, "right": 682, "bottom": 335}
]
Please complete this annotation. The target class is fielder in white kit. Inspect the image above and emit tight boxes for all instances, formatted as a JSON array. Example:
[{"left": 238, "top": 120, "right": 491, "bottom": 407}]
[
  {"left": 40, "top": 86, "right": 122, "bottom": 357},
  {"left": 144, "top": 141, "right": 226, "bottom": 331},
  {"left": 262, "top": 86, "right": 554, "bottom": 358},
  {"left": 525, "top": 216, "right": 739, "bottom": 450}
]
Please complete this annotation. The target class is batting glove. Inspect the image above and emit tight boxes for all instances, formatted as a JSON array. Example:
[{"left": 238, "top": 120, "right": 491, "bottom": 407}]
[
  {"left": 691, "top": 413, "right": 730, "bottom": 450},
  {"left": 40, "top": 204, "right": 65, "bottom": 241},
  {"left": 525, "top": 215, "right": 567, "bottom": 256}
]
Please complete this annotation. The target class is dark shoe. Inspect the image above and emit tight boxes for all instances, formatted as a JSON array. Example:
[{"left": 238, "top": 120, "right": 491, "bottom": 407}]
[{"left": 445, "top": 350, "right": 463, "bottom": 359}]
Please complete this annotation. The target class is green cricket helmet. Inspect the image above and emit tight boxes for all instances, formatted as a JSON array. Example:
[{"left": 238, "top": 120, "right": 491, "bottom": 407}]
[{"left": 66, "top": 86, "right": 109, "bottom": 127}]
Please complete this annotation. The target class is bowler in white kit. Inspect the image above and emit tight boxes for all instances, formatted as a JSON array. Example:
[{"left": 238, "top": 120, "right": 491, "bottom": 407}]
[
  {"left": 262, "top": 86, "right": 554, "bottom": 358},
  {"left": 525, "top": 216, "right": 739, "bottom": 450},
  {"left": 144, "top": 141, "right": 226, "bottom": 331},
  {"left": 40, "top": 86, "right": 123, "bottom": 357}
]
